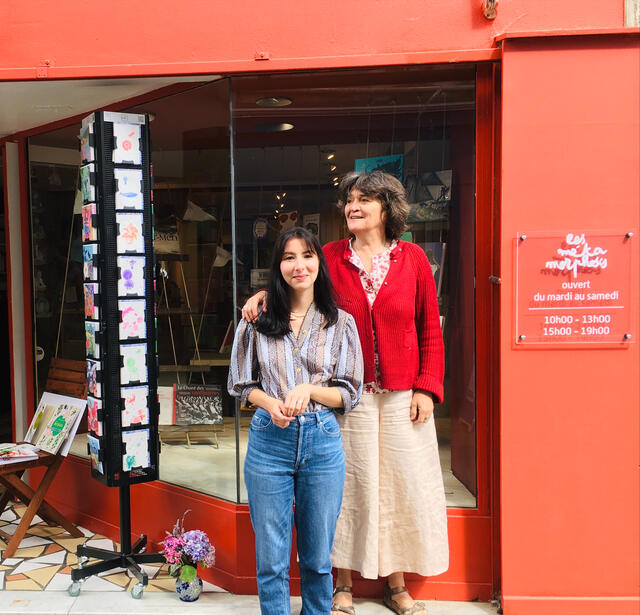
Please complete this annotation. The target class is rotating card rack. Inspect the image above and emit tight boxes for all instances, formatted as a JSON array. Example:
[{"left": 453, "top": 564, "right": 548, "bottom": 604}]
[{"left": 71, "top": 111, "right": 163, "bottom": 599}]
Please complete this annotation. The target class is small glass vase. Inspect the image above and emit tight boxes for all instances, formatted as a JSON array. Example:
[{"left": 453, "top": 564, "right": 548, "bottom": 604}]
[{"left": 175, "top": 575, "right": 203, "bottom": 602}]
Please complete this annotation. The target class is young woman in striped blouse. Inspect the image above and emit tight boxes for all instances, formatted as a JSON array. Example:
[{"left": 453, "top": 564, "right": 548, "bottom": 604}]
[{"left": 228, "top": 226, "right": 363, "bottom": 615}]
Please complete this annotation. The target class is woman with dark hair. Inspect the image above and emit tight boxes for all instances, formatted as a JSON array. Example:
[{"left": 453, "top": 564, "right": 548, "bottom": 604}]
[
  {"left": 243, "top": 172, "right": 448, "bottom": 615},
  {"left": 228, "top": 226, "right": 363, "bottom": 615}
]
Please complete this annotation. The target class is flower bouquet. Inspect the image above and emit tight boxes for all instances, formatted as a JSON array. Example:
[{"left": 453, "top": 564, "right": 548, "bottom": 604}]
[{"left": 162, "top": 510, "right": 215, "bottom": 583}]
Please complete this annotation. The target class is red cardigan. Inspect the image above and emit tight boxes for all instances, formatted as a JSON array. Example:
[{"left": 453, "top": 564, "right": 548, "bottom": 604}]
[{"left": 323, "top": 239, "right": 445, "bottom": 403}]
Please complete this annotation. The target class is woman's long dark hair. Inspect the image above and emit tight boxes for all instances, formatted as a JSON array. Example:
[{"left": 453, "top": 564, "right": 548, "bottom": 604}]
[{"left": 256, "top": 227, "right": 338, "bottom": 337}]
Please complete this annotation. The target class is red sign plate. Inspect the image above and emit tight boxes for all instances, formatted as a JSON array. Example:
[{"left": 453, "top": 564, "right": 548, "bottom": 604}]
[{"left": 515, "top": 231, "right": 636, "bottom": 347}]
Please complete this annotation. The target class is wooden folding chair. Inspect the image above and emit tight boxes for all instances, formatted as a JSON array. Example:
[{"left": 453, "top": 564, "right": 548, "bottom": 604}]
[{"left": 0, "top": 358, "right": 86, "bottom": 558}]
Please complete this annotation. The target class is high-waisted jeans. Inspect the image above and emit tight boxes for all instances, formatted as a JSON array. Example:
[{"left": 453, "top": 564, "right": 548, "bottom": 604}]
[{"left": 244, "top": 408, "right": 345, "bottom": 615}]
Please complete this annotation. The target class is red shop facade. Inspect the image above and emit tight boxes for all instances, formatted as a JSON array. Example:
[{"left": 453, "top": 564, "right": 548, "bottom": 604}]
[{"left": 1, "top": 2, "right": 638, "bottom": 614}]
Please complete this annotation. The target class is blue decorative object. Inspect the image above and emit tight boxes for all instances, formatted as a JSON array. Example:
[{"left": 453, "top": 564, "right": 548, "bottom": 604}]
[{"left": 175, "top": 575, "right": 203, "bottom": 602}]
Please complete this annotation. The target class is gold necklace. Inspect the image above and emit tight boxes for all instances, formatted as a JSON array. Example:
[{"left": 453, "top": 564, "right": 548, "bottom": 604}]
[{"left": 290, "top": 311, "right": 306, "bottom": 320}]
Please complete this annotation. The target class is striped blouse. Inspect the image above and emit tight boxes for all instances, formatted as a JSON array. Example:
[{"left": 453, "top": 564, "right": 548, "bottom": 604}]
[{"left": 227, "top": 304, "right": 363, "bottom": 414}]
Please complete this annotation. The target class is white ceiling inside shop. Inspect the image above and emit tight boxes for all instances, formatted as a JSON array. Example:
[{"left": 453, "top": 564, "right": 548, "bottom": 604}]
[{"left": 0, "top": 76, "right": 216, "bottom": 139}]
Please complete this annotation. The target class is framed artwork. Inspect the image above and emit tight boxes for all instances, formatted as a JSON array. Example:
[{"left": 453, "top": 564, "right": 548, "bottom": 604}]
[
  {"left": 116, "top": 212, "right": 145, "bottom": 254},
  {"left": 112, "top": 122, "right": 142, "bottom": 165},
  {"left": 122, "top": 429, "right": 150, "bottom": 470},
  {"left": 114, "top": 168, "right": 144, "bottom": 210},
  {"left": 174, "top": 384, "right": 223, "bottom": 425},
  {"left": 354, "top": 154, "right": 404, "bottom": 180},
  {"left": 302, "top": 213, "right": 320, "bottom": 239},
  {"left": 120, "top": 343, "right": 148, "bottom": 385},
  {"left": 118, "top": 299, "right": 146, "bottom": 340},
  {"left": 117, "top": 256, "right": 146, "bottom": 296},
  {"left": 87, "top": 396, "right": 103, "bottom": 436},
  {"left": 121, "top": 386, "right": 149, "bottom": 427}
]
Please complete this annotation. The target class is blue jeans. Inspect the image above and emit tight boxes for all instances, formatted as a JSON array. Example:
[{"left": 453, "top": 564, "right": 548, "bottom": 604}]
[{"left": 244, "top": 409, "right": 345, "bottom": 615}]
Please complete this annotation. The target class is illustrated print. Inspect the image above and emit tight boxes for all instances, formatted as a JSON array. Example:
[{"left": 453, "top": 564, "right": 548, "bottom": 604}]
[
  {"left": 84, "top": 283, "right": 99, "bottom": 319},
  {"left": 83, "top": 244, "right": 98, "bottom": 281},
  {"left": 121, "top": 386, "right": 149, "bottom": 427},
  {"left": 82, "top": 203, "right": 98, "bottom": 241},
  {"left": 80, "top": 164, "right": 96, "bottom": 203},
  {"left": 112, "top": 123, "right": 142, "bottom": 165},
  {"left": 85, "top": 321, "right": 100, "bottom": 357},
  {"left": 114, "top": 168, "right": 143, "bottom": 210},
  {"left": 116, "top": 213, "right": 145, "bottom": 253},
  {"left": 87, "top": 359, "right": 101, "bottom": 397},
  {"left": 87, "top": 396, "right": 103, "bottom": 436},
  {"left": 120, "top": 343, "right": 148, "bottom": 385},
  {"left": 88, "top": 434, "right": 103, "bottom": 473},
  {"left": 121, "top": 428, "right": 150, "bottom": 471},
  {"left": 119, "top": 299, "right": 146, "bottom": 339},
  {"left": 80, "top": 123, "right": 94, "bottom": 164},
  {"left": 117, "top": 256, "right": 146, "bottom": 296}
]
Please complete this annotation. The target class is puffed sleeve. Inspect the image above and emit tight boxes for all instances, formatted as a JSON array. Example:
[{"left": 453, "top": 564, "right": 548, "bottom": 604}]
[
  {"left": 227, "top": 319, "right": 260, "bottom": 407},
  {"left": 330, "top": 313, "right": 364, "bottom": 414}
]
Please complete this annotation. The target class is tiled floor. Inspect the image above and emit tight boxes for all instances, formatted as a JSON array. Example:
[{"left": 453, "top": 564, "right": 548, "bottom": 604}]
[{"left": 0, "top": 503, "right": 497, "bottom": 614}]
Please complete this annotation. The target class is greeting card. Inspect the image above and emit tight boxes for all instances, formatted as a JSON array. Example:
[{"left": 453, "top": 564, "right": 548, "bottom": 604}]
[
  {"left": 117, "top": 256, "right": 146, "bottom": 296},
  {"left": 114, "top": 168, "right": 143, "bottom": 210},
  {"left": 84, "top": 283, "right": 100, "bottom": 319},
  {"left": 83, "top": 244, "right": 99, "bottom": 281},
  {"left": 88, "top": 434, "right": 103, "bottom": 474},
  {"left": 80, "top": 164, "right": 96, "bottom": 204},
  {"left": 87, "top": 359, "right": 101, "bottom": 397},
  {"left": 120, "top": 343, "right": 148, "bottom": 385},
  {"left": 119, "top": 299, "right": 146, "bottom": 340},
  {"left": 87, "top": 396, "right": 103, "bottom": 436},
  {"left": 116, "top": 212, "right": 145, "bottom": 253},
  {"left": 35, "top": 402, "right": 82, "bottom": 454},
  {"left": 82, "top": 203, "right": 98, "bottom": 242},
  {"left": 121, "top": 428, "right": 150, "bottom": 471},
  {"left": 85, "top": 321, "right": 100, "bottom": 358},
  {"left": 121, "top": 386, "right": 149, "bottom": 427},
  {"left": 80, "top": 122, "right": 95, "bottom": 164},
  {"left": 112, "top": 123, "right": 142, "bottom": 165}
]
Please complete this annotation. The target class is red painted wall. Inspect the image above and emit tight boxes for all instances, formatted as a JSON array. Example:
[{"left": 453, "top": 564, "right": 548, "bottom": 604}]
[
  {"left": 499, "top": 33, "right": 640, "bottom": 615},
  {"left": 0, "top": 1, "right": 623, "bottom": 79}
]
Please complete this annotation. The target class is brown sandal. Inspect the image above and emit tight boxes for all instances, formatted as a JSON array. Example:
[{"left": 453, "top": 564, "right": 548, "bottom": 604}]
[
  {"left": 331, "top": 585, "right": 356, "bottom": 615},
  {"left": 383, "top": 584, "right": 427, "bottom": 615}
]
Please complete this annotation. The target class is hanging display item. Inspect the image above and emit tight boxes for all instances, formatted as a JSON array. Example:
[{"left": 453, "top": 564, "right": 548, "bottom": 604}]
[{"left": 79, "top": 110, "right": 159, "bottom": 487}]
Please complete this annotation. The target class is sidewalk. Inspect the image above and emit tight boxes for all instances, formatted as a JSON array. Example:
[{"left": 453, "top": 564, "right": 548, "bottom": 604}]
[{"left": 0, "top": 590, "right": 497, "bottom": 615}]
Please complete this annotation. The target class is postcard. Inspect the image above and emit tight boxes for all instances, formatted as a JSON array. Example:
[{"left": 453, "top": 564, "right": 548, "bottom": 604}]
[
  {"left": 112, "top": 122, "right": 142, "bottom": 165},
  {"left": 117, "top": 256, "right": 146, "bottom": 296},
  {"left": 82, "top": 203, "right": 98, "bottom": 242},
  {"left": 87, "top": 396, "right": 103, "bottom": 436},
  {"left": 120, "top": 343, "right": 148, "bottom": 385},
  {"left": 114, "top": 168, "right": 144, "bottom": 210},
  {"left": 119, "top": 299, "right": 147, "bottom": 340},
  {"left": 85, "top": 321, "right": 100, "bottom": 358},
  {"left": 80, "top": 164, "right": 96, "bottom": 204},
  {"left": 87, "top": 359, "right": 101, "bottom": 397},
  {"left": 116, "top": 212, "right": 145, "bottom": 254},
  {"left": 121, "top": 386, "right": 149, "bottom": 427},
  {"left": 88, "top": 434, "right": 103, "bottom": 474},
  {"left": 84, "top": 283, "right": 100, "bottom": 320},
  {"left": 122, "top": 428, "right": 150, "bottom": 471},
  {"left": 83, "top": 244, "right": 99, "bottom": 281},
  {"left": 80, "top": 123, "right": 95, "bottom": 164}
]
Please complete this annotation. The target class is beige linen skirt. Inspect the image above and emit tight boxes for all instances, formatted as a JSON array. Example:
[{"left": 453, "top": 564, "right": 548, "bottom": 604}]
[{"left": 332, "top": 390, "right": 449, "bottom": 579}]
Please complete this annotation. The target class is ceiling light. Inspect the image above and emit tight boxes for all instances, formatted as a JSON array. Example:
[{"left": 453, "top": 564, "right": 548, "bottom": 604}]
[
  {"left": 326, "top": 152, "right": 335, "bottom": 160},
  {"left": 330, "top": 165, "right": 337, "bottom": 171},
  {"left": 256, "top": 97, "right": 293, "bottom": 107},
  {"left": 332, "top": 176, "right": 339, "bottom": 182},
  {"left": 256, "top": 122, "right": 294, "bottom": 132}
]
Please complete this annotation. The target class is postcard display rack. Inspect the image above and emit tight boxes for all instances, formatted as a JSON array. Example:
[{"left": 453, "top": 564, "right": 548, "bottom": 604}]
[{"left": 72, "top": 111, "right": 163, "bottom": 599}]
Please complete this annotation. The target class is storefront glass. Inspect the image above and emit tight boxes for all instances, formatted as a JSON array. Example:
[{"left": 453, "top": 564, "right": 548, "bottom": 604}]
[{"left": 28, "top": 65, "right": 478, "bottom": 507}]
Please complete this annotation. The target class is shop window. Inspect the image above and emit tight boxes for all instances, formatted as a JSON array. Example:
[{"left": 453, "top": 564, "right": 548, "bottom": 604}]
[
  {"left": 0, "top": 152, "right": 10, "bottom": 443},
  {"left": 27, "top": 65, "right": 478, "bottom": 507}
]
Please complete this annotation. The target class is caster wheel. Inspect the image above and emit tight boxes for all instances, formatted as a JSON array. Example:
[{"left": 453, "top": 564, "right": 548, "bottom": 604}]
[
  {"left": 131, "top": 583, "right": 144, "bottom": 599},
  {"left": 68, "top": 582, "right": 81, "bottom": 597}
]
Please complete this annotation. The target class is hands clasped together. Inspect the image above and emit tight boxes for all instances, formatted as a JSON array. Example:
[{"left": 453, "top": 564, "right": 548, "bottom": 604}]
[{"left": 265, "top": 383, "right": 314, "bottom": 428}]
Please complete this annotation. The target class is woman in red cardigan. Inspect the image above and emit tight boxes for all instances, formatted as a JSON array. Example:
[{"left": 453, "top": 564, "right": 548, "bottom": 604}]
[{"left": 243, "top": 171, "right": 448, "bottom": 615}]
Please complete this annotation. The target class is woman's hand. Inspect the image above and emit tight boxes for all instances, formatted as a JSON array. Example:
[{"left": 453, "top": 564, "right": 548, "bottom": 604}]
[
  {"left": 241, "top": 290, "right": 267, "bottom": 323},
  {"left": 283, "top": 384, "right": 313, "bottom": 416},
  {"left": 410, "top": 390, "right": 434, "bottom": 424},
  {"left": 267, "top": 397, "right": 295, "bottom": 429}
]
